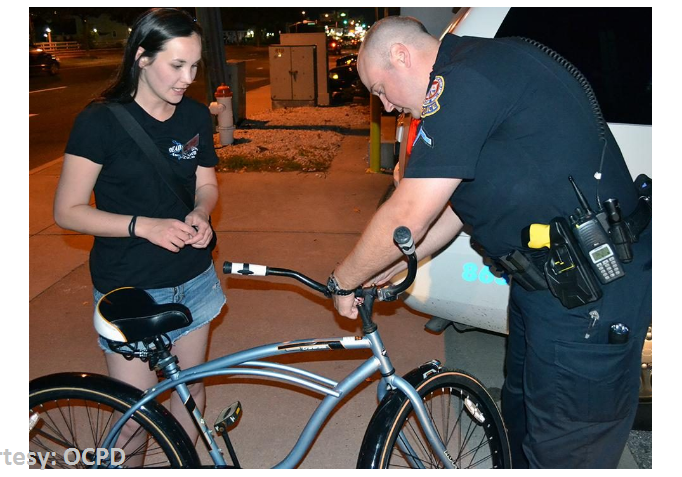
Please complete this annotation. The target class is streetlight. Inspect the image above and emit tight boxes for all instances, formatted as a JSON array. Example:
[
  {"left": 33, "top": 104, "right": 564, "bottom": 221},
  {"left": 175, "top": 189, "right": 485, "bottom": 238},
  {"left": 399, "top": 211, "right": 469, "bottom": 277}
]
[{"left": 45, "top": 27, "right": 52, "bottom": 46}]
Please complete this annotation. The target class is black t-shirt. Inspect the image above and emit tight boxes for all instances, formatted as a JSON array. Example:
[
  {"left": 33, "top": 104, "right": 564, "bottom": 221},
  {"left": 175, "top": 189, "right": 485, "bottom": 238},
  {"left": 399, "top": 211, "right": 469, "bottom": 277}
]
[
  {"left": 65, "top": 97, "right": 219, "bottom": 292},
  {"left": 405, "top": 34, "right": 637, "bottom": 259}
]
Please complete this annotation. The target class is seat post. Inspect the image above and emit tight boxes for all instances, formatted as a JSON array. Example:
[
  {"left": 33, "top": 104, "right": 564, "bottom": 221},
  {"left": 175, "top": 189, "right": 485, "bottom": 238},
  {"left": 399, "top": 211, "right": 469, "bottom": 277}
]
[{"left": 149, "top": 336, "right": 181, "bottom": 379}]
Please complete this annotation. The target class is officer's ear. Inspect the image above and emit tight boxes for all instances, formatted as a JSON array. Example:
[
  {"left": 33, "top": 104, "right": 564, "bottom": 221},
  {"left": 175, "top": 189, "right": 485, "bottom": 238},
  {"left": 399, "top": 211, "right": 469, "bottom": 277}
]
[{"left": 389, "top": 43, "right": 411, "bottom": 70}]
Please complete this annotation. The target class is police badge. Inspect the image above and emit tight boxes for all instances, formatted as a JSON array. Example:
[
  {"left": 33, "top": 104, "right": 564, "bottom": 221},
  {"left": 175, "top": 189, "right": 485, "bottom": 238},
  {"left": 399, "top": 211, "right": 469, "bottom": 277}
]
[{"left": 421, "top": 76, "right": 445, "bottom": 118}]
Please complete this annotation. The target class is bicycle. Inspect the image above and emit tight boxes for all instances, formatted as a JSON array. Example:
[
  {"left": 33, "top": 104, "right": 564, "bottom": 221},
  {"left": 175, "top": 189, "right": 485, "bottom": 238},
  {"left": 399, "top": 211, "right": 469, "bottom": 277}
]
[{"left": 29, "top": 227, "right": 511, "bottom": 469}]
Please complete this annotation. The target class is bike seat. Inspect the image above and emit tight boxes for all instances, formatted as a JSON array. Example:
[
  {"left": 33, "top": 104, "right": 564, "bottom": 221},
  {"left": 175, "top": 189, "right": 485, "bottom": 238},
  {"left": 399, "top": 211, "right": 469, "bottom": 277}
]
[{"left": 94, "top": 287, "right": 193, "bottom": 343}]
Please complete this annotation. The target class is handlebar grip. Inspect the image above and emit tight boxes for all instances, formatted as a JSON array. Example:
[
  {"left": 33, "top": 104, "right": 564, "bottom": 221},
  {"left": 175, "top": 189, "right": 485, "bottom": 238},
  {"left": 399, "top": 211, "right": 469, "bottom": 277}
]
[
  {"left": 223, "top": 261, "right": 268, "bottom": 276},
  {"left": 393, "top": 226, "right": 415, "bottom": 256},
  {"left": 376, "top": 226, "right": 418, "bottom": 302}
]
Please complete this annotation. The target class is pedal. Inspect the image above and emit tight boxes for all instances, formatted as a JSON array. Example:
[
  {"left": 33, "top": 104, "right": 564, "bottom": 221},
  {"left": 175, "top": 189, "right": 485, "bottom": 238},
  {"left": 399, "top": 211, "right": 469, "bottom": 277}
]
[
  {"left": 214, "top": 401, "right": 242, "bottom": 433},
  {"left": 214, "top": 402, "right": 242, "bottom": 469}
]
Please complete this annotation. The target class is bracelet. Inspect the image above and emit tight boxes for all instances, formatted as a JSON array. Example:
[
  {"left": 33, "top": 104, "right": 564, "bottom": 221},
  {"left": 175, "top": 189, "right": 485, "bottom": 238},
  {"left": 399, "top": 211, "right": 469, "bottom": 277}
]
[
  {"left": 128, "top": 215, "right": 138, "bottom": 238},
  {"left": 326, "top": 272, "right": 355, "bottom": 296}
]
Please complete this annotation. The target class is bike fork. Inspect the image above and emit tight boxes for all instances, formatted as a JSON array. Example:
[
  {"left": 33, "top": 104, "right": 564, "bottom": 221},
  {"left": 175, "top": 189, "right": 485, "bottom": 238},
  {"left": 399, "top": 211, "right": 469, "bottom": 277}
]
[
  {"left": 390, "top": 376, "right": 457, "bottom": 469},
  {"left": 371, "top": 335, "right": 454, "bottom": 470}
]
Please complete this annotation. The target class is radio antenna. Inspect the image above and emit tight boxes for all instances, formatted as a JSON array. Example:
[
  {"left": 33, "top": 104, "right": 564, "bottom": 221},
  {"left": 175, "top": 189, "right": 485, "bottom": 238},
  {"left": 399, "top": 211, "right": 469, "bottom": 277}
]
[{"left": 568, "top": 175, "right": 594, "bottom": 215}]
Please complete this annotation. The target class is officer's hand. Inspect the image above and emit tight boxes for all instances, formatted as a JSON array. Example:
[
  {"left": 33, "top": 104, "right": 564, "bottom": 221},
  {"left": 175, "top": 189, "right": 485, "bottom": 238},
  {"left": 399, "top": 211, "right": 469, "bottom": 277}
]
[{"left": 333, "top": 293, "right": 359, "bottom": 319}]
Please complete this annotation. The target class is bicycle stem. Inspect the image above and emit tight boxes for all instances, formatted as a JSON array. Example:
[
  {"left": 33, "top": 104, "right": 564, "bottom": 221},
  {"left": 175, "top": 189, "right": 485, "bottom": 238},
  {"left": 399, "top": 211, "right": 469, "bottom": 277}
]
[{"left": 357, "top": 290, "right": 378, "bottom": 334}]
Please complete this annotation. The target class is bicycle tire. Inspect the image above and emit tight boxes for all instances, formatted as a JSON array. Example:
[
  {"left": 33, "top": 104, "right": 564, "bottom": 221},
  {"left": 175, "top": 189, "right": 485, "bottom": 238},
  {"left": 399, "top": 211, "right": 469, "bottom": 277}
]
[
  {"left": 359, "top": 368, "right": 511, "bottom": 469},
  {"left": 29, "top": 372, "right": 199, "bottom": 468}
]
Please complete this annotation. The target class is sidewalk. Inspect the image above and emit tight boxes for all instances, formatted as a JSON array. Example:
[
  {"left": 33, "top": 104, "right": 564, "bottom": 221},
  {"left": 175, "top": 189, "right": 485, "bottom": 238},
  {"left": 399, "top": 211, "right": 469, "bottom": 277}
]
[
  {"left": 27, "top": 86, "right": 645, "bottom": 469},
  {"left": 28, "top": 86, "right": 445, "bottom": 468}
]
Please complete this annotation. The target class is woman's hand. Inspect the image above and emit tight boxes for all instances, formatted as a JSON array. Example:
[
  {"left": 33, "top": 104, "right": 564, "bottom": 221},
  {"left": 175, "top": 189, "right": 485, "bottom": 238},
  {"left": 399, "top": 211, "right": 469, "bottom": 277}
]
[
  {"left": 184, "top": 209, "right": 213, "bottom": 249},
  {"left": 135, "top": 217, "right": 198, "bottom": 252}
]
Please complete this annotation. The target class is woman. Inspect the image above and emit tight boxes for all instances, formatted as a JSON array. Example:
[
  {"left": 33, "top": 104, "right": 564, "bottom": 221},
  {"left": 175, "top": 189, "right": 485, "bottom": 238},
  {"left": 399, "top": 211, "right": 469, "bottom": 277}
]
[{"left": 53, "top": 8, "right": 225, "bottom": 448}]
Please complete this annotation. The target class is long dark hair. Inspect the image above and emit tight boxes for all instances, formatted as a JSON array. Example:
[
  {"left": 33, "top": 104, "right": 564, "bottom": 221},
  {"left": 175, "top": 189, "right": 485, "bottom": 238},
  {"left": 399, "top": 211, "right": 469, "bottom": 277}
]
[{"left": 99, "top": 8, "right": 202, "bottom": 102}]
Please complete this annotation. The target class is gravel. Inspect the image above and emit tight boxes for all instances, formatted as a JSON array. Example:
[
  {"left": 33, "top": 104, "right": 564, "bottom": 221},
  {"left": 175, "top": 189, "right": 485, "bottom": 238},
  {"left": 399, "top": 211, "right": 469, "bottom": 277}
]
[{"left": 214, "top": 103, "right": 370, "bottom": 172}]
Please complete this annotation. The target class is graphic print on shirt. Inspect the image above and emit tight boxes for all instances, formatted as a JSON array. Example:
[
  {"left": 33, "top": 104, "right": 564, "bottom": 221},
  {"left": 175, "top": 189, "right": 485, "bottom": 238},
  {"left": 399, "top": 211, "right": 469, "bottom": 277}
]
[
  {"left": 421, "top": 76, "right": 445, "bottom": 118},
  {"left": 169, "top": 133, "right": 200, "bottom": 161}
]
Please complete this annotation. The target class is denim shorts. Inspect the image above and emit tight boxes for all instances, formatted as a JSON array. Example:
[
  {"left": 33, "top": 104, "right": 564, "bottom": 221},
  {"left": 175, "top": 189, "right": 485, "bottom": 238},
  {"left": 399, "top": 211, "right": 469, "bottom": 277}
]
[{"left": 95, "top": 263, "right": 226, "bottom": 354}]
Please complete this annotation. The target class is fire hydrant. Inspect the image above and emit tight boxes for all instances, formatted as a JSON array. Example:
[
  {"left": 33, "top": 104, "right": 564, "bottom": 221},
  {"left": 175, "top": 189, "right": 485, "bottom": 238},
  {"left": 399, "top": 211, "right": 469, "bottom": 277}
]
[{"left": 209, "top": 83, "right": 235, "bottom": 145}]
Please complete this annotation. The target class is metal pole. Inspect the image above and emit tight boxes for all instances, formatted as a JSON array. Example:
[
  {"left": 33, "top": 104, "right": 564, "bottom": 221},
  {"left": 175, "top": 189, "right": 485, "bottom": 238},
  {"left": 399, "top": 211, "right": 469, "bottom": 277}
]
[
  {"left": 368, "top": 7, "right": 385, "bottom": 173},
  {"left": 369, "top": 96, "right": 382, "bottom": 172},
  {"left": 195, "top": 7, "right": 230, "bottom": 106}
]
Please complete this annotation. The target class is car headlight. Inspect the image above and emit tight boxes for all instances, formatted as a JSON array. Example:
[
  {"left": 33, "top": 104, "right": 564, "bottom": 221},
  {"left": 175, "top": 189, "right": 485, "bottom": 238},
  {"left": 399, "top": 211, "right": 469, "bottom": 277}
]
[{"left": 330, "top": 73, "right": 339, "bottom": 80}]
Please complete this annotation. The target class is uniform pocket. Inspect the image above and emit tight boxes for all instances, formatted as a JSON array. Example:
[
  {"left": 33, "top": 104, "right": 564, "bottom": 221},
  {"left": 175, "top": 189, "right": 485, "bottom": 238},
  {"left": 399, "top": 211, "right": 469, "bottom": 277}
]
[{"left": 554, "top": 339, "right": 636, "bottom": 423}]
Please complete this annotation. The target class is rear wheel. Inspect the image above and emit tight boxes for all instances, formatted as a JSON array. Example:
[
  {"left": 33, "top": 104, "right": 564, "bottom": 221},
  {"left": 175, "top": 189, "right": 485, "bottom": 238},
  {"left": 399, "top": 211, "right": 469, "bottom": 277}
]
[
  {"left": 370, "top": 370, "right": 511, "bottom": 469},
  {"left": 29, "top": 377, "right": 198, "bottom": 468}
]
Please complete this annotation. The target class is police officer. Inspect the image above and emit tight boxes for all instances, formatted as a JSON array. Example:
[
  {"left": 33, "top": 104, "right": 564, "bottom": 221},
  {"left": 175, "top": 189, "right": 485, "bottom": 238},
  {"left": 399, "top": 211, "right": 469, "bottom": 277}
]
[{"left": 330, "top": 16, "right": 651, "bottom": 469}]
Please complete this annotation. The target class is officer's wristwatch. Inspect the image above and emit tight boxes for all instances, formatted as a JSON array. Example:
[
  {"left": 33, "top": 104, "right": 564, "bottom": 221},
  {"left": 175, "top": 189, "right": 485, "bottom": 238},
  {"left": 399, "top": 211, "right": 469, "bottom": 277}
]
[{"left": 326, "top": 272, "right": 355, "bottom": 296}]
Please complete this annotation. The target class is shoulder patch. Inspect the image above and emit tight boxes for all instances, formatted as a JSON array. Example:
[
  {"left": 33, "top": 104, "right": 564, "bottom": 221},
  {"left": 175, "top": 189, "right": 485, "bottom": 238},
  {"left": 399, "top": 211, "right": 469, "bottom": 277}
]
[{"left": 421, "top": 76, "right": 445, "bottom": 118}]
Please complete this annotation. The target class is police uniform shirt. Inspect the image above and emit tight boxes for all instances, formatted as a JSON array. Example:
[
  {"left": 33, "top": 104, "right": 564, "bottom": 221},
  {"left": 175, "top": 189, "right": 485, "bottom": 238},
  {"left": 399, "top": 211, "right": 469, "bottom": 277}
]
[
  {"left": 404, "top": 34, "right": 638, "bottom": 259},
  {"left": 65, "top": 97, "right": 219, "bottom": 293}
]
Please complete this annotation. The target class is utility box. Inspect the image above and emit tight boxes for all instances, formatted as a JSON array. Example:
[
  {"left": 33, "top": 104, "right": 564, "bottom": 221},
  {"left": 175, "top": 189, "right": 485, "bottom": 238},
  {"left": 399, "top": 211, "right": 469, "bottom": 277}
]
[
  {"left": 269, "top": 44, "right": 317, "bottom": 109},
  {"left": 225, "top": 59, "right": 246, "bottom": 124},
  {"left": 280, "top": 32, "right": 330, "bottom": 106}
]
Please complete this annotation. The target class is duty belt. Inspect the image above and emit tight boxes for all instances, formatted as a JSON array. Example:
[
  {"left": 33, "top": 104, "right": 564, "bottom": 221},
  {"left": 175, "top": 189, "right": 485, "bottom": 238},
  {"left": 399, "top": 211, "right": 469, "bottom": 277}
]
[{"left": 495, "top": 195, "right": 651, "bottom": 294}]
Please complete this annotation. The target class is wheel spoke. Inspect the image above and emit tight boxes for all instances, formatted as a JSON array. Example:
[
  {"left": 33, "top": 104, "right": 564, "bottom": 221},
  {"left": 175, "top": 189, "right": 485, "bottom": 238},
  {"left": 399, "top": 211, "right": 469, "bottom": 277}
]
[
  {"left": 381, "top": 372, "right": 509, "bottom": 469},
  {"left": 30, "top": 390, "right": 184, "bottom": 469}
]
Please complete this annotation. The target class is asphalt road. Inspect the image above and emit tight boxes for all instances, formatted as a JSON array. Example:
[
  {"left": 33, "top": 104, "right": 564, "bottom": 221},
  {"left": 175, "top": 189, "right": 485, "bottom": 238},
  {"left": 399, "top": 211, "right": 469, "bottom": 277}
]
[{"left": 28, "top": 46, "right": 272, "bottom": 170}]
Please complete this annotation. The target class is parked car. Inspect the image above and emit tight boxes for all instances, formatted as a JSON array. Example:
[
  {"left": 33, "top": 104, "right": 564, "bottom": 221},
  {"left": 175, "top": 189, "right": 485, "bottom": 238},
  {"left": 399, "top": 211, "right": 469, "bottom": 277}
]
[
  {"left": 328, "top": 54, "right": 367, "bottom": 101},
  {"left": 335, "top": 54, "right": 357, "bottom": 67},
  {"left": 29, "top": 46, "right": 60, "bottom": 76},
  {"left": 328, "top": 63, "right": 358, "bottom": 92},
  {"left": 393, "top": 6, "right": 651, "bottom": 429}
]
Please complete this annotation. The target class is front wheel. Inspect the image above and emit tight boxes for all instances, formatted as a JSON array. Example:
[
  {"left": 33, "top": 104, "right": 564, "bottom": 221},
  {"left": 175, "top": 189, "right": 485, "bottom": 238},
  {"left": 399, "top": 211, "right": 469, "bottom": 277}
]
[{"left": 360, "top": 369, "right": 511, "bottom": 469}]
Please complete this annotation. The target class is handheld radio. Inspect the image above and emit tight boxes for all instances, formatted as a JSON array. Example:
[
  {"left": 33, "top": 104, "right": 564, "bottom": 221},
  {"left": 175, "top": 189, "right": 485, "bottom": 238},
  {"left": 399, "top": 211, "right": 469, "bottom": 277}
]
[{"left": 568, "top": 176, "right": 625, "bottom": 284}]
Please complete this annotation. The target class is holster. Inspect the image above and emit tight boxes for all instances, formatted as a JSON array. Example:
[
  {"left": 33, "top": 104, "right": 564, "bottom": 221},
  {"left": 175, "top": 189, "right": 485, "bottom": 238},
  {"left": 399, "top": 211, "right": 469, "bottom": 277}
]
[
  {"left": 495, "top": 250, "right": 548, "bottom": 291},
  {"left": 624, "top": 196, "right": 652, "bottom": 243}
]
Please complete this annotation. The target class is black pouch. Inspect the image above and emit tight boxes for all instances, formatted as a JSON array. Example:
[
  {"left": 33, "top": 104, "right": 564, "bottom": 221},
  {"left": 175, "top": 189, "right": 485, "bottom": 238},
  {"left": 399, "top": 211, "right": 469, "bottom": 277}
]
[
  {"left": 495, "top": 250, "right": 548, "bottom": 291},
  {"left": 544, "top": 217, "right": 602, "bottom": 308}
]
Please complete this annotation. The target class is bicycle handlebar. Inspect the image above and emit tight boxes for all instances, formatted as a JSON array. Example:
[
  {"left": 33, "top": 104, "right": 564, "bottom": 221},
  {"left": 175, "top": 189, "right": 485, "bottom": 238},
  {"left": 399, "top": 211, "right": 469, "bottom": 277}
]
[
  {"left": 223, "top": 226, "right": 418, "bottom": 302},
  {"left": 377, "top": 226, "right": 418, "bottom": 302},
  {"left": 223, "top": 261, "right": 329, "bottom": 295}
]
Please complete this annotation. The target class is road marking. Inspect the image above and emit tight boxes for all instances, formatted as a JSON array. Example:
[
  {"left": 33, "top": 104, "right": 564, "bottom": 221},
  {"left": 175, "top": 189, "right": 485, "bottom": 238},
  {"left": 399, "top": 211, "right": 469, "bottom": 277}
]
[
  {"left": 30, "top": 114, "right": 38, "bottom": 118},
  {"left": 29, "top": 86, "right": 67, "bottom": 94}
]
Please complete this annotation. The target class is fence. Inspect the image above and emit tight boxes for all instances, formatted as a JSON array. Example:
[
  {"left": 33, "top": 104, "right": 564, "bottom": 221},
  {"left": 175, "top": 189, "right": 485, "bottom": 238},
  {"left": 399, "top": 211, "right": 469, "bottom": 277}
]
[
  {"left": 33, "top": 41, "right": 81, "bottom": 52},
  {"left": 34, "top": 41, "right": 124, "bottom": 53}
]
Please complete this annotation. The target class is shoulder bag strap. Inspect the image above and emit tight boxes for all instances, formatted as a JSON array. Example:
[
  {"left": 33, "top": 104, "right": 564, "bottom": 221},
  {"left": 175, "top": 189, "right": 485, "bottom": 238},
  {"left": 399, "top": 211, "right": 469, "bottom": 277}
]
[{"left": 106, "top": 102, "right": 194, "bottom": 212}]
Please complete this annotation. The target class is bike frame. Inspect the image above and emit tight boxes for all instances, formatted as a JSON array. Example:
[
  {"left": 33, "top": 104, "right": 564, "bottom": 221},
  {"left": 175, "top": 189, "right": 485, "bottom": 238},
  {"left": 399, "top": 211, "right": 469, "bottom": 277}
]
[{"left": 100, "top": 328, "right": 455, "bottom": 469}]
